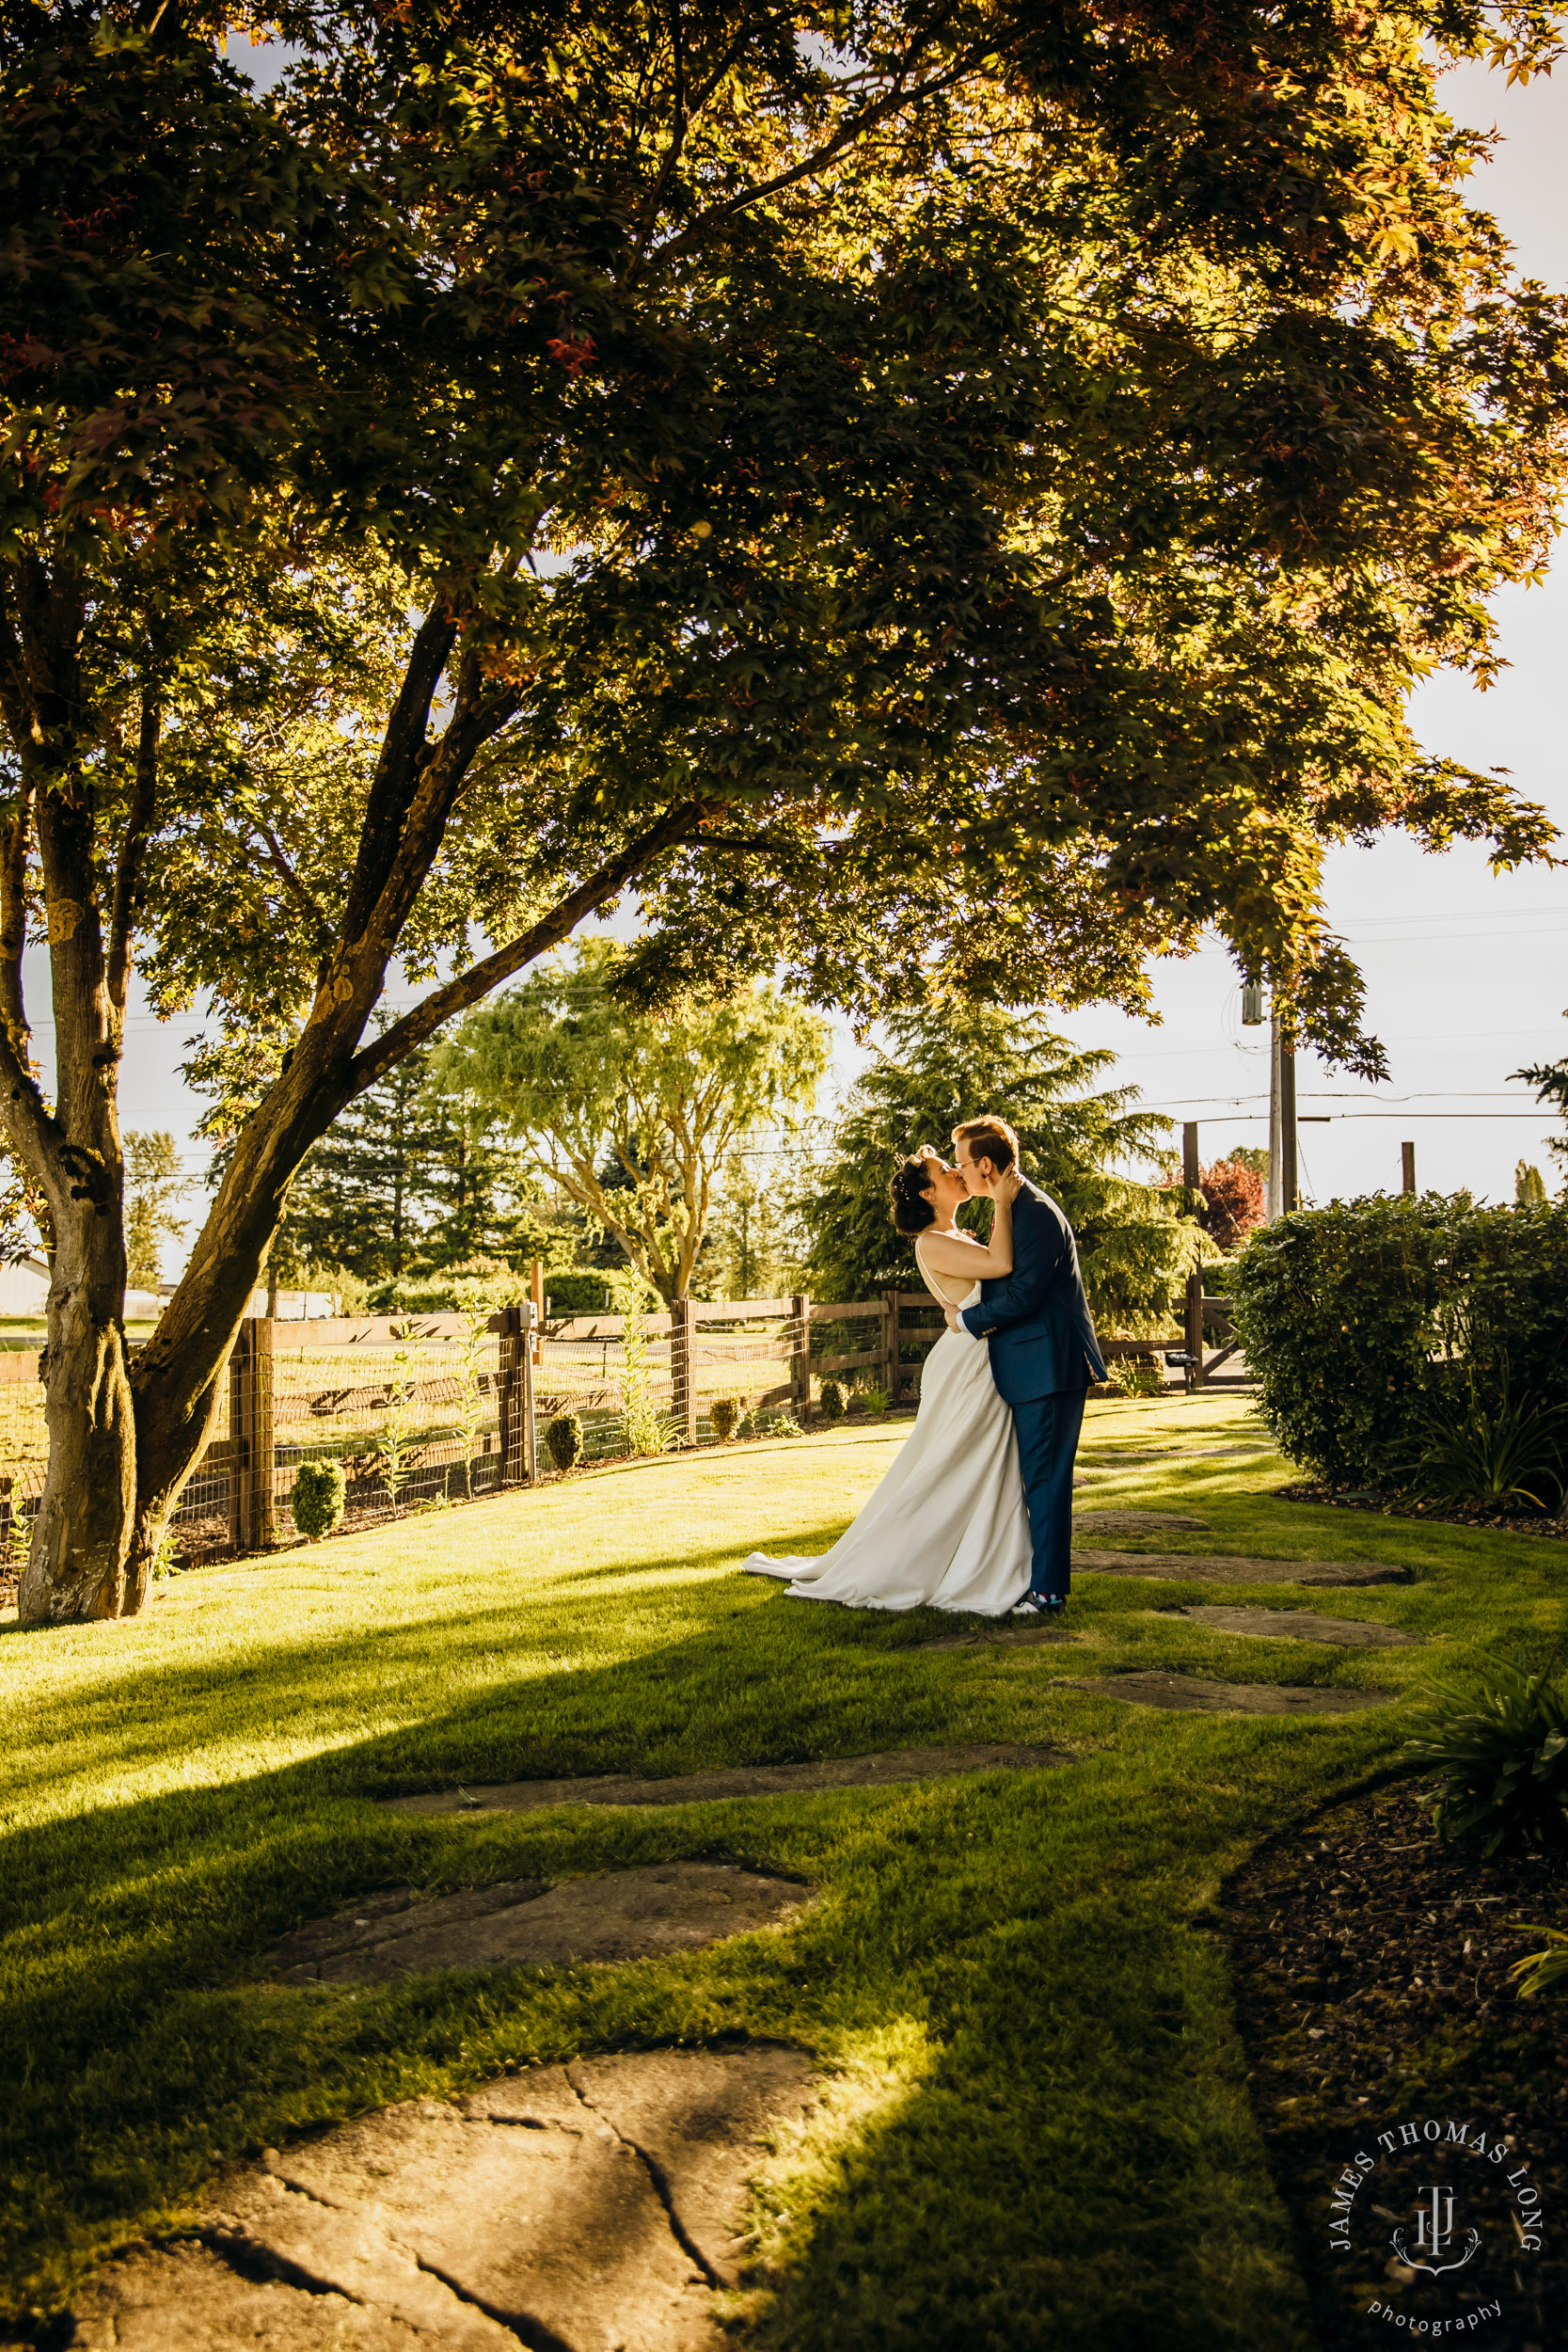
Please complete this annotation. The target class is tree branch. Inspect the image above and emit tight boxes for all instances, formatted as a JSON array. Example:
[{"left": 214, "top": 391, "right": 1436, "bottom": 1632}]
[
  {"left": 107, "top": 691, "right": 159, "bottom": 1018},
  {"left": 341, "top": 596, "right": 459, "bottom": 946},
  {"left": 251, "top": 812, "right": 335, "bottom": 955},
  {"left": 343, "top": 799, "right": 706, "bottom": 1099}
]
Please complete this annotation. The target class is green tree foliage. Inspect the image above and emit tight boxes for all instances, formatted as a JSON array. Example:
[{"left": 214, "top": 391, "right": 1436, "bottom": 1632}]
[
  {"left": 435, "top": 945, "right": 830, "bottom": 1302},
  {"left": 1229, "top": 1193, "right": 1568, "bottom": 1487},
  {"left": 6, "top": 1, "right": 1568, "bottom": 1617},
  {"left": 122, "top": 1133, "right": 188, "bottom": 1292},
  {"left": 1516, "top": 1159, "right": 1549, "bottom": 1207},
  {"left": 800, "top": 1006, "right": 1193, "bottom": 1325}
]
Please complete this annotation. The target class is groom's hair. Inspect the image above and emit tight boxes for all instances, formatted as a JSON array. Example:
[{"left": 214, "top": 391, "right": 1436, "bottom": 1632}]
[{"left": 953, "top": 1116, "right": 1019, "bottom": 1179}]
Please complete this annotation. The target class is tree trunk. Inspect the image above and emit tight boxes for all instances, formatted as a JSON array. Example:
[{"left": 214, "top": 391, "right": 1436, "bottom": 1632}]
[{"left": 19, "top": 1203, "right": 137, "bottom": 1621}]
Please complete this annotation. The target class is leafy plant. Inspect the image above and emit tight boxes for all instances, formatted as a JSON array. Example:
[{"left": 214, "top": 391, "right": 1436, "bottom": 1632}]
[
  {"left": 376, "top": 1344, "right": 419, "bottom": 1514},
  {"left": 1510, "top": 1927, "right": 1568, "bottom": 2001},
  {"left": 1396, "top": 1363, "right": 1565, "bottom": 1513},
  {"left": 544, "top": 1413, "right": 584, "bottom": 1473},
  {"left": 818, "top": 1378, "right": 847, "bottom": 1422},
  {"left": 708, "top": 1397, "right": 741, "bottom": 1441},
  {"left": 1403, "top": 1654, "right": 1568, "bottom": 1855},
  {"left": 451, "top": 1311, "right": 491, "bottom": 1501},
  {"left": 737, "top": 1409, "right": 802, "bottom": 1439},
  {"left": 291, "top": 1459, "right": 347, "bottom": 1542},
  {"left": 859, "top": 1386, "right": 893, "bottom": 1417},
  {"left": 612, "top": 1283, "right": 679, "bottom": 1456},
  {"left": 1106, "top": 1356, "right": 1164, "bottom": 1401}
]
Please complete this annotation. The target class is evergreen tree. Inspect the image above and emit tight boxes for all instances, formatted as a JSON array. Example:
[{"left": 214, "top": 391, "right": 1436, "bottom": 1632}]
[
  {"left": 281, "top": 1052, "right": 439, "bottom": 1282},
  {"left": 800, "top": 1009, "right": 1194, "bottom": 1327}
]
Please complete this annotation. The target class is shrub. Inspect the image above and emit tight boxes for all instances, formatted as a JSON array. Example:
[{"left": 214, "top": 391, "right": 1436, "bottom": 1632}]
[
  {"left": 291, "top": 1458, "right": 347, "bottom": 1540},
  {"left": 709, "top": 1397, "right": 741, "bottom": 1440},
  {"left": 1229, "top": 1194, "right": 1568, "bottom": 1488},
  {"left": 1403, "top": 1654, "right": 1568, "bottom": 1855},
  {"left": 1105, "top": 1354, "right": 1164, "bottom": 1400},
  {"left": 1511, "top": 1927, "right": 1568, "bottom": 2001},
  {"left": 1396, "top": 1363, "right": 1565, "bottom": 1514},
  {"left": 753, "top": 1409, "right": 802, "bottom": 1438},
  {"left": 859, "top": 1386, "right": 892, "bottom": 1416},
  {"left": 544, "top": 1412, "right": 584, "bottom": 1472},
  {"left": 818, "top": 1378, "right": 847, "bottom": 1422}
]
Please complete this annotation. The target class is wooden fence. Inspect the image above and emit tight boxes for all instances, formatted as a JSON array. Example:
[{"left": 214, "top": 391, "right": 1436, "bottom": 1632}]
[{"left": 0, "top": 1287, "right": 1241, "bottom": 1564}]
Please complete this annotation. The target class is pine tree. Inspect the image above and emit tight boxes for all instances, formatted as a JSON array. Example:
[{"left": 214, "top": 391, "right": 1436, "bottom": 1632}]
[
  {"left": 800, "top": 1007, "right": 1194, "bottom": 1327},
  {"left": 281, "top": 1052, "right": 440, "bottom": 1282},
  {"left": 123, "top": 1134, "right": 189, "bottom": 1292}
]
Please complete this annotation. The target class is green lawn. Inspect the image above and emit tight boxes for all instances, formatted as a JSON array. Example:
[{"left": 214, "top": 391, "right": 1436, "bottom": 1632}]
[{"left": 2, "top": 1391, "right": 1561, "bottom": 2348}]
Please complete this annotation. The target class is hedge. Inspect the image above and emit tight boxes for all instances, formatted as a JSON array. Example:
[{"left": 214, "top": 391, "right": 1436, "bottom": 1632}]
[{"left": 1228, "top": 1193, "right": 1568, "bottom": 1487}]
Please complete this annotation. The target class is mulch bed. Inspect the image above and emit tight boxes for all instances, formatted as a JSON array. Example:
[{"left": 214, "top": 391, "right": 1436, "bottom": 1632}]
[
  {"left": 1214, "top": 1776, "right": 1565, "bottom": 2349},
  {"left": 1277, "top": 1482, "right": 1568, "bottom": 1542}
]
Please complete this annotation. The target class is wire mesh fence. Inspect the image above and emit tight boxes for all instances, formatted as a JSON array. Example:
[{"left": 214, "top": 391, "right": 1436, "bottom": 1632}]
[{"left": 0, "top": 1287, "right": 952, "bottom": 1570}]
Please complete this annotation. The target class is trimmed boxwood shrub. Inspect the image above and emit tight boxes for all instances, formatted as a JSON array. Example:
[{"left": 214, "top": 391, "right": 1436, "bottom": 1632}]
[
  {"left": 1229, "top": 1194, "right": 1568, "bottom": 1487},
  {"left": 291, "top": 1458, "right": 347, "bottom": 1540},
  {"left": 544, "top": 1411, "right": 585, "bottom": 1471}
]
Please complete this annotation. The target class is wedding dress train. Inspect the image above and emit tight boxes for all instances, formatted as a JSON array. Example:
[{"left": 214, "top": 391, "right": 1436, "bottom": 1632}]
[{"left": 741, "top": 1269, "right": 1032, "bottom": 1616}]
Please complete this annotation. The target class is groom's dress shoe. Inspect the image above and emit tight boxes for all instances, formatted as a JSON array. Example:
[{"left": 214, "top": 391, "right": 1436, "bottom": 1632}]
[{"left": 1010, "top": 1591, "right": 1066, "bottom": 1619}]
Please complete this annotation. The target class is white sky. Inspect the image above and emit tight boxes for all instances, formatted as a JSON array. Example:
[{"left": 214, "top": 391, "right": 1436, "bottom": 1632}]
[{"left": 44, "top": 46, "right": 1568, "bottom": 1237}]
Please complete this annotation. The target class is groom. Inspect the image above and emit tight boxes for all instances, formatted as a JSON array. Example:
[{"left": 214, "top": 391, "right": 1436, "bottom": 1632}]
[{"left": 943, "top": 1117, "right": 1108, "bottom": 1619}]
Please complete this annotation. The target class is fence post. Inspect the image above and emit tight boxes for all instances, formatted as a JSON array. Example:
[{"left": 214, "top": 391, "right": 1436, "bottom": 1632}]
[
  {"left": 671, "top": 1295, "right": 697, "bottom": 1445},
  {"left": 520, "top": 1301, "right": 538, "bottom": 1483},
  {"left": 253, "top": 1316, "right": 277, "bottom": 1547},
  {"left": 791, "top": 1293, "right": 811, "bottom": 1425},
  {"left": 497, "top": 1305, "right": 522, "bottom": 1485},
  {"left": 880, "top": 1288, "right": 899, "bottom": 1403},
  {"left": 229, "top": 1321, "right": 248, "bottom": 1549},
  {"left": 530, "top": 1259, "right": 545, "bottom": 1361}
]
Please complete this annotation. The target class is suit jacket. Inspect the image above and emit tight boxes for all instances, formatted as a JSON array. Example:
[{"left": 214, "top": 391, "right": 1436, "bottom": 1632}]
[{"left": 958, "top": 1177, "right": 1108, "bottom": 1404}]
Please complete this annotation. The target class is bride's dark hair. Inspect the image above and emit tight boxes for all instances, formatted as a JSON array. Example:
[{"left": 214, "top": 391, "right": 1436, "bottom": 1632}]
[{"left": 888, "top": 1153, "right": 939, "bottom": 1236}]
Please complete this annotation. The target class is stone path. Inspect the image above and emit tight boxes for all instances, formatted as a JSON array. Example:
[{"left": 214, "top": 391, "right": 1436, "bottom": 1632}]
[
  {"left": 65, "top": 2046, "right": 817, "bottom": 2352},
  {"left": 264, "top": 1864, "right": 807, "bottom": 1984},
  {"left": 1076, "top": 1550, "right": 1412, "bottom": 1585},
  {"left": 1159, "top": 1604, "right": 1426, "bottom": 1648},
  {"left": 1058, "top": 1671, "right": 1397, "bottom": 1714},
  {"left": 384, "top": 1741, "right": 1070, "bottom": 1819},
  {"left": 919, "top": 1625, "right": 1075, "bottom": 1652},
  {"left": 1073, "top": 1510, "right": 1211, "bottom": 1534}
]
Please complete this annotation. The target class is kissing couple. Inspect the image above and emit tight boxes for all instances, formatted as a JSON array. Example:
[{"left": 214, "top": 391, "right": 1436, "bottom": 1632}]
[{"left": 744, "top": 1115, "right": 1108, "bottom": 1619}]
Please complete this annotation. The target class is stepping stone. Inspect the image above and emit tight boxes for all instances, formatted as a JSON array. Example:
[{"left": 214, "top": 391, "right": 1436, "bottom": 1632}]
[
  {"left": 1077, "top": 1550, "right": 1412, "bottom": 1586},
  {"left": 66, "top": 2046, "right": 817, "bottom": 2352},
  {"left": 1074, "top": 1509, "right": 1211, "bottom": 1533},
  {"left": 1057, "top": 1671, "right": 1397, "bottom": 1714},
  {"left": 384, "top": 1741, "right": 1070, "bottom": 1818},
  {"left": 1161, "top": 1605, "right": 1426, "bottom": 1648},
  {"left": 263, "top": 1863, "right": 806, "bottom": 1983}
]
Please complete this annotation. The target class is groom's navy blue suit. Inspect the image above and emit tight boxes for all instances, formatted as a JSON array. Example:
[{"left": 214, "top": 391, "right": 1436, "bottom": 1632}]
[{"left": 958, "top": 1178, "right": 1108, "bottom": 1600}]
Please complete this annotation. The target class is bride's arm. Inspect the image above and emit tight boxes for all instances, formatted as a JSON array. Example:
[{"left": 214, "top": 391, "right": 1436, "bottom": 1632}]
[{"left": 917, "top": 1176, "right": 1018, "bottom": 1279}]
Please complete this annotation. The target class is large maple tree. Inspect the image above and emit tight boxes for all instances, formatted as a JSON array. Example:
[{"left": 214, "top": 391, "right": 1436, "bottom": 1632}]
[{"left": 2, "top": 0, "right": 1565, "bottom": 1621}]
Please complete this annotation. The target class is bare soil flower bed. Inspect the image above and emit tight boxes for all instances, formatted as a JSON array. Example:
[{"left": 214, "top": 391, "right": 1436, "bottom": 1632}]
[
  {"left": 1277, "top": 1482, "right": 1568, "bottom": 1541},
  {"left": 1214, "top": 1776, "right": 1566, "bottom": 2350}
]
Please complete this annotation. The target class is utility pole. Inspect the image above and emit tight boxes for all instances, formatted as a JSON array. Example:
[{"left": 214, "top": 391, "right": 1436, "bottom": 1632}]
[
  {"left": 1267, "top": 1012, "right": 1298, "bottom": 1217},
  {"left": 1402, "top": 1140, "right": 1416, "bottom": 1196},
  {"left": 1182, "top": 1120, "right": 1204, "bottom": 1391}
]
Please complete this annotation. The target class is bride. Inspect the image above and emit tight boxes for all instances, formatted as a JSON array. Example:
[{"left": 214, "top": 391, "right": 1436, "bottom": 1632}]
[{"left": 742, "top": 1145, "right": 1031, "bottom": 1614}]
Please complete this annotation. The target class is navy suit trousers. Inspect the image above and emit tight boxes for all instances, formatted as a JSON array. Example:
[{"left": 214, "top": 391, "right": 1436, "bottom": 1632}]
[{"left": 1012, "top": 1386, "right": 1087, "bottom": 1599}]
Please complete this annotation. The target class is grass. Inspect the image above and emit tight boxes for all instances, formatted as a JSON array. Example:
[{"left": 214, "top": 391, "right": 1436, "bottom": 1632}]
[{"left": 2, "top": 1389, "right": 1563, "bottom": 2348}]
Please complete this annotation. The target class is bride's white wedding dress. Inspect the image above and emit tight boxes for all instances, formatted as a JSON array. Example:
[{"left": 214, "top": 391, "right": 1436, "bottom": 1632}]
[{"left": 741, "top": 1240, "right": 1032, "bottom": 1615}]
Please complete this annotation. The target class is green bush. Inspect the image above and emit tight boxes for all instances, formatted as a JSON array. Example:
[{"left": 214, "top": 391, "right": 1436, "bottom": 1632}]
[
  {"left": 1229, "top": 1194, "right": 1568, "bottom": 1488},
  {"left": 708, "top": 1397, "right": 741, "bottom": 1440},
  {"left": 1403, "top": 1653, "right": 1568, "bottom": 1855},
  {"left": 818, "top": 1378, "right": 847, "bottom": 1422},
  {"left": 291, "top": 1458, "right": 347, "bottom": 1540},
  {"left": 1396, "top": 1363, "right": 1566, "bottom": 1514},
  {"left": 1105, "top": 1355, "right": 1164, "bottom": 1401},
  {"left": 544, "top": 1412, "right": 584, "bottom": 1472},
  {"left": 858, "top": 1386, "right": 892, "bottom": 1417}
]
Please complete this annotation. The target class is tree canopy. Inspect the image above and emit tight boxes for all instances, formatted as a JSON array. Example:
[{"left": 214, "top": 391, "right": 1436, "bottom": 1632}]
[
  {"left": 435, "top": 944, "right": 830, "bottom": 1301},
  {"left": 800, "top": 1002, "right": 1195, "bottom": 1324},
  {"left": 5, "top": 0, "right": 1568, "bottom": 1617}
]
